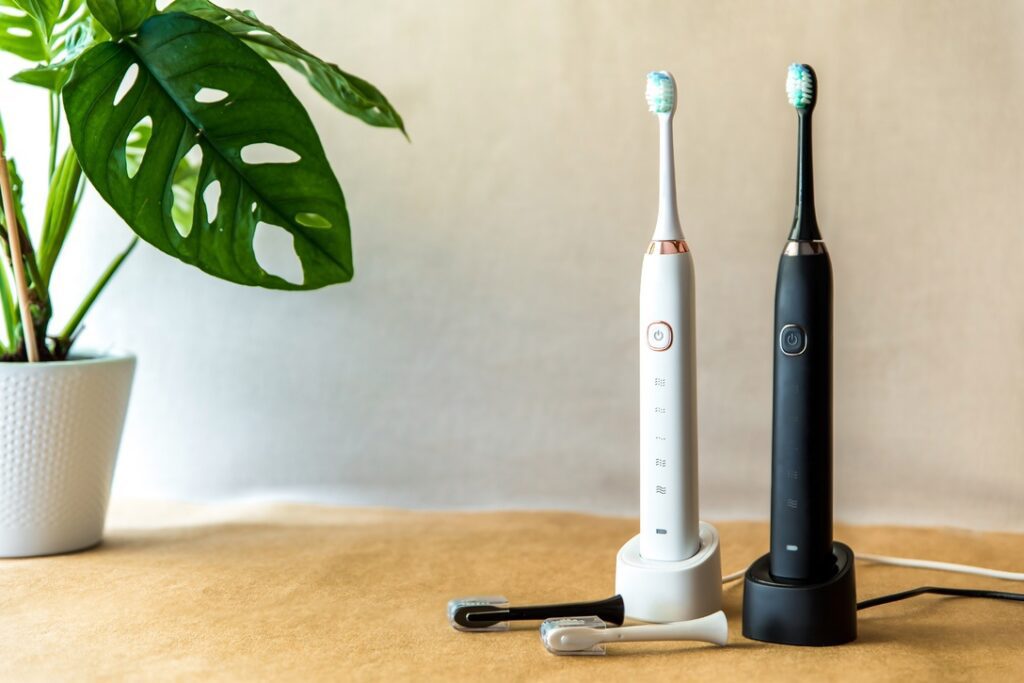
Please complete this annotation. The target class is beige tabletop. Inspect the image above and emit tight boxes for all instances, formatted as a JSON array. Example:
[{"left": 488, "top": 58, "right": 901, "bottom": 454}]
[{"left": 0, "top": 500, "right": 1021, "bottom": 681}]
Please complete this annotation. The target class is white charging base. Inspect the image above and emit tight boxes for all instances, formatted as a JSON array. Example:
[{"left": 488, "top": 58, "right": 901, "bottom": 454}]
[{"left": 615, "top": 521, "right": 723, "bottom": 623}]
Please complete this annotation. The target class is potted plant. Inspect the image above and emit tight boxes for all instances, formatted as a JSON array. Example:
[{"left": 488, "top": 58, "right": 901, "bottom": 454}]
[{"left": 0, "top": 0, "right": 404, "bottom": 556}]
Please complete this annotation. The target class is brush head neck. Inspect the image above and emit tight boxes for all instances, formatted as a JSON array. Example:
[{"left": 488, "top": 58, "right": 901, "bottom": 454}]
[
  {"left": 653, "top": 113, "right": 685, "bottom": 241},
  {"left": 789, "top": 109, "right": 821, "bottom": 241}
]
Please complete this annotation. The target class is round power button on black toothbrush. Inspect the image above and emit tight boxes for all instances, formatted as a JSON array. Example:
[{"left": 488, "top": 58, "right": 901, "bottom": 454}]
[{"left": 779, "top": 324, "right": 807, "bottom": 356}]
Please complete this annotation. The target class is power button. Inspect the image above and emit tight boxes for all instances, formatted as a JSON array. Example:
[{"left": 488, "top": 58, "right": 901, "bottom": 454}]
[
  {"left": 779, "top": 324, "right": 807, "bottom": 356},
  {"left": 647, "top": 321, "right": 673, "bottom": 351}
]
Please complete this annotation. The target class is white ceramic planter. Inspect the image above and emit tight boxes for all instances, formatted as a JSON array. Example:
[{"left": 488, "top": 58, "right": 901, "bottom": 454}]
[{"left": 0, "top": 352, "right": 135, "bottom": 557}]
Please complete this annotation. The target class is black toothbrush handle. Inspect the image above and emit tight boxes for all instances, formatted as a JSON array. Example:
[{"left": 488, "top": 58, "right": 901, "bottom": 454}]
[{"left": 769, "top": 245, "right": 834, "bottom": 582}]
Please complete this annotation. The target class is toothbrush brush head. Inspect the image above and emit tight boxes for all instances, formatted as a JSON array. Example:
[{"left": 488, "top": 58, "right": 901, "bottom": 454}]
[
  {"left": 645, "top": 71, "right": 677, "bottom": 115},
  {"left": 540, "top": 616, "right": 608, "bottom": 656},
  {"left": 786, "top": 63, "right": 817, "bottom": 111},
  {"left": 447, "top": 596, "right": 510, "bottom": 631}
]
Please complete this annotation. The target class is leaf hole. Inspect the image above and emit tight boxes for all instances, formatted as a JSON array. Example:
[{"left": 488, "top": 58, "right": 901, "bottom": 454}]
[
  {"left": 240, "top": 142, "right": 301, "bottom": 165},
  {"left": 195, "top": 87, "right": 229, "bottom": 104},
  {"left": 203, "top": 180, "right": 221, "bottom": 224},
  {"left": 125, "top": 115, "right": 152, "bottom": 179},
  {"left": 6, "top": 27, "right": 32, "bottom": 38},
  {"left": 113, "top": 63, "right": 139, "bottom": 106},
  {"left": 170, "top": 145, "right": 203, "bottom": 238},
  {"left": 0, "top": 7, "right": 25, "bottom": 18},
  {"left": 295, "top": 212, "right": 332, "bottom": 229},
  {"left": 253, "top": 222, "right": 304, "bottom": 285},
  {"left": 155, "top": 0, "right": 174, "bottom": 9}
]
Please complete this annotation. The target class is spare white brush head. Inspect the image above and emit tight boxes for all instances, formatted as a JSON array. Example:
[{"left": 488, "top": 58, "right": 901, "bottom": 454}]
[{"left": 540, "top": 611, "right": 728, "bottom": 656}]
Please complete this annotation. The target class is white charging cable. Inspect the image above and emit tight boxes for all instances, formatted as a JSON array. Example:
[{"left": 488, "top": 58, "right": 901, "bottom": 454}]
[
  {"left": 721, "top": 568, "right": 746, "bottom": 584},
  {"left": 721, "top": 554, "right": 1024, "bottom": 585},
  {"left": 857, "top": 554, "right": 1024, "bottom": 581}
]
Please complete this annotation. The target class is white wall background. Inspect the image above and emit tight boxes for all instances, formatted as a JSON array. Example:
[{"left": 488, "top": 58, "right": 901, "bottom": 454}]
[{"left": 2, "top": 0, "right": 1022, "bottom": 529}]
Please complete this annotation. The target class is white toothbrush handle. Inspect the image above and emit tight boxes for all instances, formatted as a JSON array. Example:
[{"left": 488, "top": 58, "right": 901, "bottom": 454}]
[
  {"left": 604, "top": 611, "right": 728, "bottom": 646},
  {"left": 639, "top": 249, "right": 699, "bottom": 562}
]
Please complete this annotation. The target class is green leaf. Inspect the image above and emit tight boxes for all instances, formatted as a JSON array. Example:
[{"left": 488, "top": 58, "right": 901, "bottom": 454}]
[
  {"left": 86, "top": 0, "right": 153, "bottom": 38},
  {"left": 10, "top": 1, "right": 94, "bottom": 90},
  {"left": 166, "top": 0, "right": 406, "bottom": 136},
  {"left": 58, "top": 236, "right": 136, "bottom": 344},
  {"left": 38, "top": 146, "right": 83, "bottom": 284},
  {"left": 0, "top": 154, "right": 49, "bottom": 325},
  {"left": 0, "top": 117, "right": 29, "bottom": 270},
  {"left": 11, "top": 63, "right": 64, "bottom": 88},
  {"left": 11, "top": 26, "right": 87, "bottom": 89},
  {"left": 11, "top": 0, "right": 61, "bottom": 36},
  {"left": 0, "top": 256, "right": 15, "bottom": 351},
  {"left": 0, "top": 157, "right": 31, "bottom": 247},
  {"left": 63, "top": 12, "right": 352, "bottom": 289},
  {"left": 0, "top": 0, "right": 50, "bottom": 60}
]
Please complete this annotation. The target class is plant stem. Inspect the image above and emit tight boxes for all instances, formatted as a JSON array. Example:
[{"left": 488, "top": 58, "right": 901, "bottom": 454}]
[
  {"left": 58, "top": 238, "right": 138, "bottom": 345},
  {"left": 2, "top": 220, "right": 51, "bottom": 317},
  {"left": 39, "top": 146, "right": 83, "bottom": 286},
  {"left": 0, "top": 136, "right": 38, "bottom": 362},
  {"left": 48, "top": 93, "right": 58, "bottom": 180},
  {"left": 0, "top": 259, "right": 14, "bottom": 353}
]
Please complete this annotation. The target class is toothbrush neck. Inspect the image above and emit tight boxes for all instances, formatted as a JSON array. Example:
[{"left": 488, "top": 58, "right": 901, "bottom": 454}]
[
  {"left": 789, "top": 111, "right": 821, "bottom": 241},
  {"left": 653, "top": 114, "right": 684, "bottom": 241}
]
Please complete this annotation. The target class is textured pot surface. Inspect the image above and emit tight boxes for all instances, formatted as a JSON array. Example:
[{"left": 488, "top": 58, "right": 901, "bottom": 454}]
[{"left": 0, "top": 353, "right": 135, "bottom": 557}]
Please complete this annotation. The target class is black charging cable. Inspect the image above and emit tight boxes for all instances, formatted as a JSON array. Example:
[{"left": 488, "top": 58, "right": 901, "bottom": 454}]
[{"left": 857, "top": 586, "right": 1024, "bottom": 610}]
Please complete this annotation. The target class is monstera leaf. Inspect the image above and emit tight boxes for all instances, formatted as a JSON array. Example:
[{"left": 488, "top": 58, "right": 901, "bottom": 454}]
[
  {"left": 85, "top": 0, "right": 153, "bottom": 38},
  {"left": 63, "top": 11, "right": 352, "bottom": 289},
  {"left": 11, "top": 0, "right": 62, "bottom": 33},
  {"left": 166, "top": 0, "right": 405, "bottom": 135},
  {"left": 0, "top": 0, "right": 57, "bottom": 61},
  {"left": 9, "top": 0, "right": 97, "bottom": 90}
]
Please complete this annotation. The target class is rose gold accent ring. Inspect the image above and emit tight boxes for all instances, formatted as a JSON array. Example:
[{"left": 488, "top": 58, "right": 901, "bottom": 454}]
[{"left": 646, "top": 240, "right": 689, "bottom": 255}]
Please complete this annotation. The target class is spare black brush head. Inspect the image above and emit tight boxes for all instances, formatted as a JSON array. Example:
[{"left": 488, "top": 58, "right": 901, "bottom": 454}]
[{"left": 450, "top": 595, "right": 625, "bottom": 631}]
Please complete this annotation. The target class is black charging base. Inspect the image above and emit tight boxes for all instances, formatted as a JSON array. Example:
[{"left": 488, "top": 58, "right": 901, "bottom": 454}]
[{"left": 742, "top": 541, "right": 857, "bottom": 646}]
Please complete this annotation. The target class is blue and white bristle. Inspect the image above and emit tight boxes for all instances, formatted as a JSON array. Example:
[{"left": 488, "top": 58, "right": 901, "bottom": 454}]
[
  {"left": 645, "top": 71, "right": 676, "bottom": 114},
  {"left": 786, "top": 63, "right": 815, "bottom": 109}
]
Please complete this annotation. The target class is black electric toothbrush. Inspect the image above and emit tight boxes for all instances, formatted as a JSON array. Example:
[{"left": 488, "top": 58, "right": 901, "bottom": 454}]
[
  {"left": 769, "top": 63, "right": 834, "bottom": 583},
  {"left": 742, "top": 64, "right": 856, "bottom": 646}
]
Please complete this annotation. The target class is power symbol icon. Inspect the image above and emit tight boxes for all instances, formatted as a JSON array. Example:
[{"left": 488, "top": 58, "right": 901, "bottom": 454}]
[
  {"left": 779, "top": 324, "right": 807, "bottom": 356},
  {"left": 646, "top": 322, "right": 673, "bottom": 351}
]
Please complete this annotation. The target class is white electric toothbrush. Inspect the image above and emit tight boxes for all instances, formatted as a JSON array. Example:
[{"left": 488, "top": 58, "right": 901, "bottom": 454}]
[
  {"left": 615, "top": 70, "right": 720, "bottom": 624},
  {"left": 639, "top": 71, "right": 699, "bottom": 562}
]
